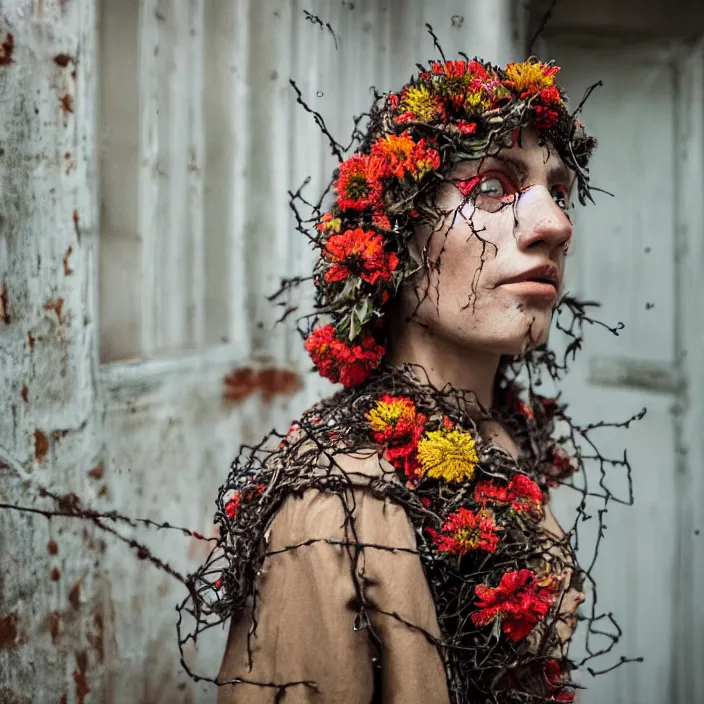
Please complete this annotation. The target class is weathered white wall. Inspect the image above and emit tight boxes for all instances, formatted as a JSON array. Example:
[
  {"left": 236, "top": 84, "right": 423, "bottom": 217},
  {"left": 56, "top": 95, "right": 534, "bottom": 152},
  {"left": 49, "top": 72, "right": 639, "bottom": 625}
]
[{"left": 1, "top": 1, "right": 523, "bottom": 702}]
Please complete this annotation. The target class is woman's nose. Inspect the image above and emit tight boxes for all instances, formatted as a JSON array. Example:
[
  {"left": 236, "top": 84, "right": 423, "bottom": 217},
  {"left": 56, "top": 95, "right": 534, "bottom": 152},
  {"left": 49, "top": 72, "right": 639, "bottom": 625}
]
[{"left": 514, "top": 184, "right": 572, "bottom": 253}]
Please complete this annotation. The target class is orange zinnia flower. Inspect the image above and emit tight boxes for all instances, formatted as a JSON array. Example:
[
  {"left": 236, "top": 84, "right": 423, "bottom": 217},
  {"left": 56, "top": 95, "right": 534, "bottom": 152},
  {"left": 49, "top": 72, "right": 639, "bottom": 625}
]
[
  {"left": 323, "top": 228, "right": 398, "bottom": 285},
  {"left": 371, "top": 131, "right": 441, "bottom": 181}
]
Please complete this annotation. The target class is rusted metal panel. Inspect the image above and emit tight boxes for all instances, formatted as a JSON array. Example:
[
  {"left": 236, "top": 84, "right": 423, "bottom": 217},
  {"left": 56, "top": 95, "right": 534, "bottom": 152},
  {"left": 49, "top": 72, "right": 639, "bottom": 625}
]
[{"left": 0, "top": 0, "right": 105, "bottom": 702}]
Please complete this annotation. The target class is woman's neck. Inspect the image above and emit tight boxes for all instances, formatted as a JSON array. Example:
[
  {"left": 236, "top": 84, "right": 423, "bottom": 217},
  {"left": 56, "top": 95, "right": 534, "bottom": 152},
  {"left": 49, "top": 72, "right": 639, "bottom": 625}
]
[{"left": 385, "top": 318, "right": 500, "bottom": 410}]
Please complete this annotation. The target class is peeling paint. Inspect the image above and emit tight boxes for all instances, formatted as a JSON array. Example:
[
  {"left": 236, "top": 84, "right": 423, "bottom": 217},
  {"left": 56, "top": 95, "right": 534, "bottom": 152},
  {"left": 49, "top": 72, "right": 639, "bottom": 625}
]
[
  {"left": 0, "top": 614, "right": 19, "bottom": 650},
  {"left": 53, "top": 53, "right": 75, "bottom": 67},
  {"left": 34, "top": 429, "right": 49, "bottom": 463},
  {"left": 72, "top": 650, "right": 90, "bottom": 704},
  {"left": 0, "top": 285, "right": 10, "bottom": 324},
  {"left": 47, "top": 610, "right": 61, "bottom": 645},
  {"left": 0, "top": 32, "right": 13, "bottom": 66},
  {"left": 87, "top": 463, "right": 104, "bottom": 480},
  {"left": 87, "top": 613, "right": 104, "bottom": 662},
  {"left": 43, "top": 297, "right": 66, "bottom": 326},
  {"left": 59, "top": 93, "right": 74, "bottom": 114},
  {"left": 68, "top": 580, "right": 81, "bottom": 610},
  {"left": 63, "top": 246, "right": 73, "bottom": 275},
  {"left": 222, "top": 365, "right": 302, "bottom": 404}
]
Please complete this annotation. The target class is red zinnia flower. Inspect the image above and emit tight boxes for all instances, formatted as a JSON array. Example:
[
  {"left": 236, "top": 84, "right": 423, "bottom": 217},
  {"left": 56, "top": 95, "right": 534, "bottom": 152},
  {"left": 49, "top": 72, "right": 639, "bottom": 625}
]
[
  {"left": 430, "top": 59, "right": 488, "bottom": 79},
  {"left": 533, "top": 105, "right": 560, "bottom": 129},
  {"left": 339, "top": 334, "right": 386, "bottom": 387},
  {"left": 474, "top": 474, "right": 543, "bottom": 516},
  {"left": 428, "top": 508, "right": 499, "bottom": 555},
  {"left": 371, "top": 209, "right": 392, "bottom": 230},
  {"left": 471, "top": 569, "right": 557, "bottom": 642},
  {"left": 225, "top": 484, "right": 266, "bottom": 520},
  {"left": 323, "top": 228, "right": 398, "bottom": 285},
  {"left": 538, "top": 86, "right": 562, "bottom": 105},
  {"left": 543, "top": 445, "right": 578, "bottom": 487},
  {"left": 304, "top": 324, "right": 385, "bottom": 387},
  {"left": 335, "top": 154, "right": 387, "bottom": 211},
  {"left": 544, "top": 659, "right": 576, "bottom": 702},
  {"left": 456, "top": 120, "right": 478, "bottom": 135}
]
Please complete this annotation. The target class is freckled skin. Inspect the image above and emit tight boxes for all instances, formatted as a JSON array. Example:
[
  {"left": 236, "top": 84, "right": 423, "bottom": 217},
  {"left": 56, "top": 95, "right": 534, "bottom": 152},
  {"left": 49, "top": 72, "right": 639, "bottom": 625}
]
[{"left": 404, "top": 127, "right": 573, "bottom": 356}]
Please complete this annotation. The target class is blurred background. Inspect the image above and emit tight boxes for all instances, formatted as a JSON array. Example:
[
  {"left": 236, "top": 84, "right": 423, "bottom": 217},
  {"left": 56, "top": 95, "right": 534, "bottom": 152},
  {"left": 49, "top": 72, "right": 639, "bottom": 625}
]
[{"left": 1, "top": 0, "right": 703, "bottom": 702}]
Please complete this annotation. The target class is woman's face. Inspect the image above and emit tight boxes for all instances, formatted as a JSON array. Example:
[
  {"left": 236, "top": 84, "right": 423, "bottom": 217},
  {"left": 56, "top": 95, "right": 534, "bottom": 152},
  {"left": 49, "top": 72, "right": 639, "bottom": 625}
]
[{"left": 405, "top": 127, "right": 574, "bottom": 356}]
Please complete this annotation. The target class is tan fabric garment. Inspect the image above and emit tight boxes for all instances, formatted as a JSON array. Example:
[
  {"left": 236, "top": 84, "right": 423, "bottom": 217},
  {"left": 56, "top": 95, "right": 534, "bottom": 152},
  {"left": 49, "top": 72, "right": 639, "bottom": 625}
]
[{"left": 216, "top": 451, "right": 451, "bottom": 703}]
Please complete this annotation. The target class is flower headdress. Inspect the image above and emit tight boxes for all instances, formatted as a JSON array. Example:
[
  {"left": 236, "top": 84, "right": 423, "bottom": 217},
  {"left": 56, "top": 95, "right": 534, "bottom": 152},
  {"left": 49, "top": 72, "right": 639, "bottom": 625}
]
[{"left": 302, "top": 56, "right": 596, "bottom": 386}]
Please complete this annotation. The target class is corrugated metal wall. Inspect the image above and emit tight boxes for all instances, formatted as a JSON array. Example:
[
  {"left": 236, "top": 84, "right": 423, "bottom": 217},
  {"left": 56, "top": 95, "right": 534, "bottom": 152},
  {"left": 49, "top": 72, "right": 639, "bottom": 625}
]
[{"left": 1, "top": 1, "right": 523, "bottom": 702}]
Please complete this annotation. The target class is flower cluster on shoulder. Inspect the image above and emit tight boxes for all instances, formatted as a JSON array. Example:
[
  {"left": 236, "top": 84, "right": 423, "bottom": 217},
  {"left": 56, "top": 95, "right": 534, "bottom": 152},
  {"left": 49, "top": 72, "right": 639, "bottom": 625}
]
[{"left": 362, "top": 391, "right": 560, "bottom": 646}]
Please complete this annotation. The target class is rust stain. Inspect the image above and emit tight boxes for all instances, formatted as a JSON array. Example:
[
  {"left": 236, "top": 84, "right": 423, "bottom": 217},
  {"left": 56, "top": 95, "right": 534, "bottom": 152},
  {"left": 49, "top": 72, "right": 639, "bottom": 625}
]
[
  {"left": 60, "top": 697, "right": 67, "bottom": 704},
  {"left": 0, "top": 285, "right": 10, "bottom": 324},
  {"left": 64, "top": 152, "right": 74, "bottom": 175},
  {"left": 0, "top": 33, "right": 13, "bottom": 66},
  {"left": 72, "top": 650, "right": 90, "bottom": 704},
  {"left": 27, "top": 331, "right": 35, "bottom": 350},
  {"left": 59, "top": 93, "right": 74, "bottom": 114},
  {"left": 47, "top": 539, "right": 58, "bottom": 555},
  {"left": 52, "top": 429, "right": 70, "bottom": 441},
  {"left": 87, "top": 463, "right": 104, "bottom": 480},
  {"left": 21, "top": 385, "right": 29, "bottom": 403},
  {"left": 53, "top": 53, "right": 74, "bottom": 68},
  {"left": 44, "top": 297, "right": 65, "bottom": 324},
  {"left": 223, "top": 365, "right": 302, "bottom": 405},
  {"left": 50, "top": 567, "right": 61, "bottom": 581},
  {"left": 34, "top": 429, "right": 49, "bottom": 463},
  {"left": 63, "top": 246, "right": 73, "bottom": 275},
  {"left": 87, "top": 613, "right": 104, "bottom": 662},
  {"left": 73, "top": 209, "right": 80, "bottom": 237},
  {"left": 97, "top": 485, "right": 108, "bottom": 498},
  {"left": 0, "top": 614, "right": 18, "bottom": 650},
  {"left": 68, "top": 580, "right": 81, "bottom": 610},
  {"left": 47, "top": 610, "right": 60, "bottom": 645}
]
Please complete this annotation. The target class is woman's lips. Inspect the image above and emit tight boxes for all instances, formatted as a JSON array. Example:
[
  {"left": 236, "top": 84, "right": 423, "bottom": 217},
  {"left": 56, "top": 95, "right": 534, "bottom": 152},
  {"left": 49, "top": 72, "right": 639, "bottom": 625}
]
[{"left": 499, "top": 280, "right": 558, "bottom": 301}]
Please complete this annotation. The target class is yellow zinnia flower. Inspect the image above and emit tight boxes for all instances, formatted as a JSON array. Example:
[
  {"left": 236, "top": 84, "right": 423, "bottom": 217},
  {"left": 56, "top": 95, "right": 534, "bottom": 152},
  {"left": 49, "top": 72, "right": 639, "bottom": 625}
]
[
  {"left": 400, "top": 85, "right": 441, "bottom": 122},
  {"left": 504, "top": 60, "right": 559, "bottom": 93},
  {"left": 417, "top": 425, "right": 479, "bottom": 483},
  {"left": 465, "top": 88, "right": 492, "bottom": 114}
]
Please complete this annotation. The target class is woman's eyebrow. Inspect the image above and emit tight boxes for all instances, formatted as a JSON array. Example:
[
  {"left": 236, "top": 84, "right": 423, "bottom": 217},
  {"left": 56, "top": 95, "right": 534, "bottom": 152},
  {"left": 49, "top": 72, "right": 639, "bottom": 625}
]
[{"left": 485, "top": 153, "right": 573, "bottom": 186}]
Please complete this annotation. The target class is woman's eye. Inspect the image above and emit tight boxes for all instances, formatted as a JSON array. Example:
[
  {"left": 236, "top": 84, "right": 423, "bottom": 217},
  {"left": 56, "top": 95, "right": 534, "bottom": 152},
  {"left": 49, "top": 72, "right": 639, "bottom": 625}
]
[
  {"left": 477, "top": 177, "right": 506, "bottom": 198},
  {"left": 551, "top": 185, "right": 569, "bottom": 210}
]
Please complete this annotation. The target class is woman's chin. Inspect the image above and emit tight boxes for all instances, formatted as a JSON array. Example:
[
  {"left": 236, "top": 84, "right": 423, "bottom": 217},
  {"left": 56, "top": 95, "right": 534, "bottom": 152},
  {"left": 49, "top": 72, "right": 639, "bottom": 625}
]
[{"left": 498, "top": 320, "right": 552, "bottom": 355}]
